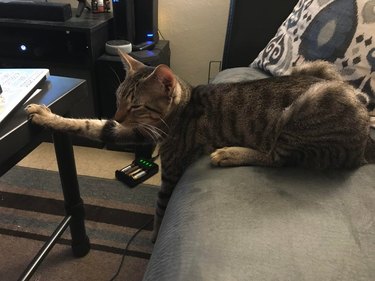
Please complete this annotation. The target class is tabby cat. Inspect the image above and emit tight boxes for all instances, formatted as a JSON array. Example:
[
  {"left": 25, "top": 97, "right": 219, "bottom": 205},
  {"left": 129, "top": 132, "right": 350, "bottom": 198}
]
[{"left": 26, "top": 51, "right": 375, "bottom": 241}]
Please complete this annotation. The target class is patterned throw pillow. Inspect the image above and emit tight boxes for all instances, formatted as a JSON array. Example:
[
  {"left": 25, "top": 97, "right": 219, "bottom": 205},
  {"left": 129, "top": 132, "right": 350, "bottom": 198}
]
[{"left": 251, "top": 0, "right": 375, "bottom": 104}]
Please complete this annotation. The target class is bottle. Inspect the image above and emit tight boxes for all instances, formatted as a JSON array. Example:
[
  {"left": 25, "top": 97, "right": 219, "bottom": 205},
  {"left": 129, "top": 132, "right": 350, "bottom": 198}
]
[
  {"left": 91, "top": 0, "right": 104, "bottom": 13},
  {"left": 97, "top": 0, "right": 104, "bottom": 12}
]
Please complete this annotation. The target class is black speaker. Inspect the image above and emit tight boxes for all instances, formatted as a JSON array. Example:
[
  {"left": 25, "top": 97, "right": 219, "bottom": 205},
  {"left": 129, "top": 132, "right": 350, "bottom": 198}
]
[
  {"left": 134, "top": 0, "right": 159, "bottom": 44},
  {"left": 111, "top": 0, "right": 135, "bottom": 42},
  {"left": 0, "top": 1, "right": 72, "bottom": 22}
]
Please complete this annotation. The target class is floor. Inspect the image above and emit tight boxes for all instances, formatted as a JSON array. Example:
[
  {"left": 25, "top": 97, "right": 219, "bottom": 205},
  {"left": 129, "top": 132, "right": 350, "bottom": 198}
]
[{"left": 17, "top": 142, "right": 162, "bottom": 186}]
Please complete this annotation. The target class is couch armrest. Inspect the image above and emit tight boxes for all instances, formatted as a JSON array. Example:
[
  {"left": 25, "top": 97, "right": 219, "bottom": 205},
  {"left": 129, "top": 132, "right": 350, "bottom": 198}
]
[{"left": 143, "top": 157, "right": 375, "bottom": 281}]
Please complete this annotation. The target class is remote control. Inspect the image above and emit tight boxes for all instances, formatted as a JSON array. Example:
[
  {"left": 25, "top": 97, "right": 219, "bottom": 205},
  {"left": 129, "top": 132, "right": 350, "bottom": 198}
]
[{"left": 132, "top": 41, "right": 156, "bottom": 51}]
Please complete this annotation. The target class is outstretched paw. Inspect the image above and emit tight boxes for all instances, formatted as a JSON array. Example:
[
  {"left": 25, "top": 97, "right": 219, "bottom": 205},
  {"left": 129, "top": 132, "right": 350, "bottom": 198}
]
[
  {"left": 210, "top": 147, "right": 243, "bottom": 167},
  {"left": 25, "top": 104, "right": 54, "bottom": 126}
]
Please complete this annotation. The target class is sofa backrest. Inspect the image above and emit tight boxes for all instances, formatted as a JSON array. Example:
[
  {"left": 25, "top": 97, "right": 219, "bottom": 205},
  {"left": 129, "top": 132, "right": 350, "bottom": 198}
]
[{"left": 222, "top": 0, "right": 298, "bottom": 69}]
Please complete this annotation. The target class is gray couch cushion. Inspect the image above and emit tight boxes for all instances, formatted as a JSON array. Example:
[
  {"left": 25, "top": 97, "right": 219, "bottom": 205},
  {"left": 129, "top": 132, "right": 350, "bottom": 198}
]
[
  {"left": 143, "top": 157, "right": 375, "bottom": 281},
  {"left": 211, "top": 67, "right": 270, "bottom": 84}
]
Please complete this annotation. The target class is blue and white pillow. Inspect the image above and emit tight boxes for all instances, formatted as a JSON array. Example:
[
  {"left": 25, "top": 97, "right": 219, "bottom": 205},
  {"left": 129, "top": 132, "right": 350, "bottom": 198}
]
[{"left": 251, "top": 0, "right": 375, "bottom": 105}]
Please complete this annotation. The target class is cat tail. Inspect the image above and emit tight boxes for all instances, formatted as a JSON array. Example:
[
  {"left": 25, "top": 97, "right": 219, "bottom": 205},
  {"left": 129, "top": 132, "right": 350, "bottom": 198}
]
[{"left": 289, "top": 60, "right": 343, "bottom": 81}]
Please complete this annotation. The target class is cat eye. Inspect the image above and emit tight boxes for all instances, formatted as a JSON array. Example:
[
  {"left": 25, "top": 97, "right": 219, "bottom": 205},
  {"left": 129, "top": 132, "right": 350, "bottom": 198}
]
[
  {"left": 144, "top": 105, "right": 161, "bottom": 114},
  {"left": 130, "top": 105, "right": 142, "bottom": 110}
]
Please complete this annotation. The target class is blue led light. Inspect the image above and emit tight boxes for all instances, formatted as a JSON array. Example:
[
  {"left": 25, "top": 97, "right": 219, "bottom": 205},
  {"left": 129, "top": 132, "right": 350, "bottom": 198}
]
[
  {"left": 19, "top": 44, "right": 27, "bottom": 52},
  {"left": 146, "top": 33, "right": 154, "bottom": 38}
]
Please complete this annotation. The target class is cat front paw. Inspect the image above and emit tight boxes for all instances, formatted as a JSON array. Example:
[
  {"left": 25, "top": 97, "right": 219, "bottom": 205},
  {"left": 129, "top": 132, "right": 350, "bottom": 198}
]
[
  {"left": 25, "top": 104, "right": 54, "bottom": 126},
  {"left": 211, "top": 147, "right": 242, "bottom": 167}
]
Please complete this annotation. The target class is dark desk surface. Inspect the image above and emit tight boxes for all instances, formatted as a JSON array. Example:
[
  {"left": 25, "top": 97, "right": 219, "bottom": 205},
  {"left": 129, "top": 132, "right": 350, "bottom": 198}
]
[{"left": 0, "top": 75, "right": 87, "bottom": 176}]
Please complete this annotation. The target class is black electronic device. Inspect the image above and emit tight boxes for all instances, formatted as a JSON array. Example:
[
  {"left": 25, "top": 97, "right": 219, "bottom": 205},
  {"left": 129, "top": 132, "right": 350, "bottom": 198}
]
[
  {"left": 116, "top": 158, "right": 159, "bottom": 187},
  {"left": 132, "top": 41, "right": 156, "bottom": 51},
  {"left": 0, "top": 27, "right": 90, "bottom": 65},
  {"left": 0, "top": 1, "right": 72, "bottom": 22},
  {"left": 111, "top": 0, "right": 158, "bottom": 44},
  {"left": 112, "top": 0, "right": 135, "bottom": 42},
  {"left": 133, "top": 0, "right": 159, "bottom": 44}
]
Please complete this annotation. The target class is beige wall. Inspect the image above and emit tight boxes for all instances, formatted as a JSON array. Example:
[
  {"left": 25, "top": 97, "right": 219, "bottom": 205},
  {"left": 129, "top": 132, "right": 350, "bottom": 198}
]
[
  {"left": 158, "top": 0, "right": 229, "bottom": 85},
  {"left": 55, "top": 0, "right": 230, "bottom": 85}
]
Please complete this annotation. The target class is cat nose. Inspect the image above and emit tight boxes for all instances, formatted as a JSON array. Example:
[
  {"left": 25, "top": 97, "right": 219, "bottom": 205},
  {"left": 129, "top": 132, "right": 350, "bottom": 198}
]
[{"left": 114, "top": 110, "right": 126, "bottom": 123}]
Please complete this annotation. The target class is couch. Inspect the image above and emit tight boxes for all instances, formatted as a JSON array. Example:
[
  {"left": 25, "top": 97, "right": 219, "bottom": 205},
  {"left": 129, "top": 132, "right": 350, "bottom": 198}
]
[{"left": 142, "top": 0, "right": 375, "bottom": 280}]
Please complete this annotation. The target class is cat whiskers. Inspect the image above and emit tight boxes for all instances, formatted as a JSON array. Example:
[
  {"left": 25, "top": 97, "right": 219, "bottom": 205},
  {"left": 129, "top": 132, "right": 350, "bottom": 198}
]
[
  {"left": 145, "top": 123, "right": 168, "bottom": 139},
  {"left": 137, "top": 122, "right": 168, "bottom": 142},
  {"left": 158, "top": 117, "right": 170, "bottom": 131},
  {"left": 109, "top": 66, "right": 121, "bottom": 87}
]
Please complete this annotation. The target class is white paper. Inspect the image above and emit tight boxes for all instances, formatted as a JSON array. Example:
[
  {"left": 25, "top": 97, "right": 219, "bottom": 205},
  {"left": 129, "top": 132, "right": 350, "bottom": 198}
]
[{"left": 0, "top": 68, "right": 49, "bottom": 123}]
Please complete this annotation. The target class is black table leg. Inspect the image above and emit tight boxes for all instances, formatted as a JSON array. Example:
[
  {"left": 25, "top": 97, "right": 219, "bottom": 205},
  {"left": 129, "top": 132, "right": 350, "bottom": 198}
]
[
  {"left": 18, "top": 132, "right": 90, "bottom": 281},
  {"left": 52, "top": 131, "right": 90, "bottom": 257},
  {"left": 18, "top": 216, "right": 72, "bottom": 281}
]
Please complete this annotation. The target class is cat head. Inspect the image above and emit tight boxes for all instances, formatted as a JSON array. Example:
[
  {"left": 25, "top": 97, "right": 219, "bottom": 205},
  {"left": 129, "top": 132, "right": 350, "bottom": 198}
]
[{"left": 113, "top": 51, "right": 187, "bottom": 141}]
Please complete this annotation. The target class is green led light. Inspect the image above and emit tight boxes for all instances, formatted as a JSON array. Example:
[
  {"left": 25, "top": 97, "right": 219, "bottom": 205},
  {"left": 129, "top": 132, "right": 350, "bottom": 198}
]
[{"left": 138, "top": 159, "right": 154, "bottom": 167}]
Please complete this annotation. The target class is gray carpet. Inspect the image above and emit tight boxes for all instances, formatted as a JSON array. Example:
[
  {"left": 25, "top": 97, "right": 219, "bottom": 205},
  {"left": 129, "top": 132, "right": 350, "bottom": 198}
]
[{"left": 0, "top": 166, "right": 159, "bottom": 281}]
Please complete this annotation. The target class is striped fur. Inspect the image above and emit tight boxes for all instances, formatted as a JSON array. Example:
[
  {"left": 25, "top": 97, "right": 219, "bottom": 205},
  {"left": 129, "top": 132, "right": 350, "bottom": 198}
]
[{"left": 26, "top": 56, "right": 375, "bottom": 242}]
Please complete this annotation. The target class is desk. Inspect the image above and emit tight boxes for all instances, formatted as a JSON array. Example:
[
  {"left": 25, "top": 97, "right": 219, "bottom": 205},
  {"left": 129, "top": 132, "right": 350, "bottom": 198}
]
[
  {"left": 0, "top": 10, "right": 113, "bottom": 136},
  {"left": 0, "top": 76, "right": 91, "bottom": 281}
]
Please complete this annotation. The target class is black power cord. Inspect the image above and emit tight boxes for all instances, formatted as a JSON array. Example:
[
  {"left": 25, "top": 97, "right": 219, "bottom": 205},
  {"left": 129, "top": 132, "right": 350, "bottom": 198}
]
[{"left": 109, "top": 218, "right": 153, "bottom": 281}]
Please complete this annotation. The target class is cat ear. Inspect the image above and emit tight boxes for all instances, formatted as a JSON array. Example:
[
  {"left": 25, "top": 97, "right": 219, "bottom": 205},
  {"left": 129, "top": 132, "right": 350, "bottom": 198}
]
[
  {"left": 118, "top": 49, "right": 145, "bottom": 72},
  {"left": 148, "top": 64, "right": 176, "bottom": 95}
]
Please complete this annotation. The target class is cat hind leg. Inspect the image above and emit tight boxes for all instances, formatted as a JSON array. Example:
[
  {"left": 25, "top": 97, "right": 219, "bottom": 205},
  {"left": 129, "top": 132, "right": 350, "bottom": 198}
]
[{"left": 210, "top": 146, "right": 276, "bottom": 167}]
